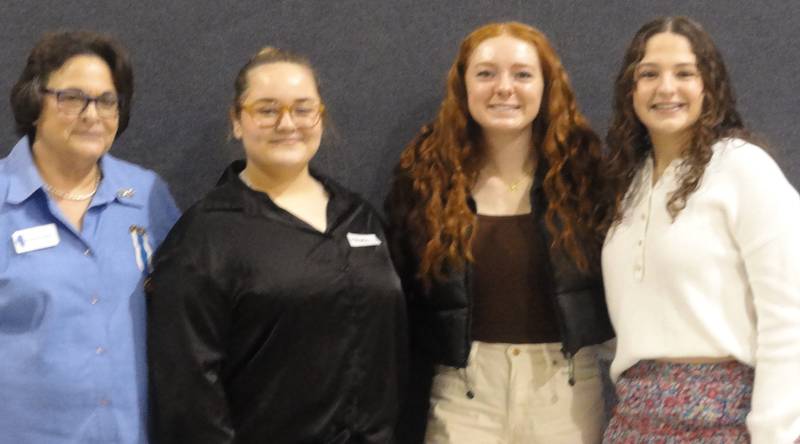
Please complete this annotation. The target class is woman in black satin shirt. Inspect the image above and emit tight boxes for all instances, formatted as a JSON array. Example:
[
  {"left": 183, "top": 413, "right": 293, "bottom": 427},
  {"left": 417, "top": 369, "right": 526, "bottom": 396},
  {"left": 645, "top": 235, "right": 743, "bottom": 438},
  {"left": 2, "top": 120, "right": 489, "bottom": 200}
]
[{"left": 146, "top": 47, "right": 407, "bottom": 444}]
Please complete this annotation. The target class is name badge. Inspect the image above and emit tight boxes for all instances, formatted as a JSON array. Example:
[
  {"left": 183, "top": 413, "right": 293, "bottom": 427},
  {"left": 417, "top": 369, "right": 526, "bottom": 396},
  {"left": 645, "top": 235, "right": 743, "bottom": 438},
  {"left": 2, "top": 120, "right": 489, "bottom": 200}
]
[
  {"left": 346, "top": 232, "right": 382, "bottom": 248},
  {"left": 12, "top": 223, "right": 60, "bottom": 254}
]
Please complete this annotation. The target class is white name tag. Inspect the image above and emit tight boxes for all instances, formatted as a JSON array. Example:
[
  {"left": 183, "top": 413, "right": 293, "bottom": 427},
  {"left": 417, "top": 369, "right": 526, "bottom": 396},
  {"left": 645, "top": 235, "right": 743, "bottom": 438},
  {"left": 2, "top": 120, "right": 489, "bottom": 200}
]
[
  {"left": 346, "top": 232, "right": 382, "bottom": 248},
  {"left": 12, "top": 223, "right": 60, "bottom": 254}
]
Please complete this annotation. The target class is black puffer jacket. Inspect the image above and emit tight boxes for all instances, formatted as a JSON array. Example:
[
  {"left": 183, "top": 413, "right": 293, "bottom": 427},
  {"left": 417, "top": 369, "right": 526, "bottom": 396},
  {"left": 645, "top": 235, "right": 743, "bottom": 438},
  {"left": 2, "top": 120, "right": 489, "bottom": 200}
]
[
  {"left": 389, "top": 171, "right": 614, "bottom": 369},
  {"left": 387, "top": 164, "right": 615, "bottom": 444}
]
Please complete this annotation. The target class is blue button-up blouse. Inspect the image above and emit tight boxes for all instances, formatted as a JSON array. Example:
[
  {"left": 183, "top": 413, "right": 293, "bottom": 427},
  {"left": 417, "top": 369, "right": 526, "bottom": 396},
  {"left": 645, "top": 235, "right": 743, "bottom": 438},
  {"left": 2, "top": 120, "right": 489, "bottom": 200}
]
[{"left": 0, "top": 137, "right": 180, "bottom": 444}]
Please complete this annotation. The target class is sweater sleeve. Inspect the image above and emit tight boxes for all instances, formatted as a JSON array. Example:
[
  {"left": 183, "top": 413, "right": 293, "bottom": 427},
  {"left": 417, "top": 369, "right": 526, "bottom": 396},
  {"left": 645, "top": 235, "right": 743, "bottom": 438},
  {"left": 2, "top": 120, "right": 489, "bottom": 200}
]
[
  {"left": 726, "top": 142, "right": 800, "bottom": 444},
  {"left": 146, "top": 213, "right": 235, "bottom": 444}
]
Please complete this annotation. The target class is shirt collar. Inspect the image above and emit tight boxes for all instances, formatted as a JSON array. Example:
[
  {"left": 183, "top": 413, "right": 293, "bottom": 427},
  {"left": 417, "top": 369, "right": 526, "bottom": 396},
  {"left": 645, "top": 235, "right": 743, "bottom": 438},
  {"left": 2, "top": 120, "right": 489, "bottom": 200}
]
[
  {"left": 643, "top": 153, "right": 681, "bottom": 187},
  {"left": 2, "top": 136, "right": 144, "bottom": 208},
  {"left": 208, "top": 160, "right": 360, "bottom": 232},
  {"left": 4, "top": 136, "right": 46, "bottom": 205},
  {"left": 643, "top": 155, "right": 654, "bottom": 178},
  {"left": 92, "top": 154, "right": 145, "bottom": 208}
]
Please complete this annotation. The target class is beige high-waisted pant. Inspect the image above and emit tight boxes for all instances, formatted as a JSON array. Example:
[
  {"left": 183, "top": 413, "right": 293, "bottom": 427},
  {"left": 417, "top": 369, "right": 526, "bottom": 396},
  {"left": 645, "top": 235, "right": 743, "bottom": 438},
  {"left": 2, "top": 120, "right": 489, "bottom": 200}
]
[{"left": 425, "top": 341, "right": 604, "bottom": 444}]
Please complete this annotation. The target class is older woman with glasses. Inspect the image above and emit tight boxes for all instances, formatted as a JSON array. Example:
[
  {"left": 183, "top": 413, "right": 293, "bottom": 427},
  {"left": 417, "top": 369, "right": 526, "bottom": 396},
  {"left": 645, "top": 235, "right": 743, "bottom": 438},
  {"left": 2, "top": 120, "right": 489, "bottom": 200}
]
[
  {"left": 146, "top": 47, "right": 407, "bottom": 443},
  {"left": 0, "top": 31, "right": 179, "bottom": 443}
]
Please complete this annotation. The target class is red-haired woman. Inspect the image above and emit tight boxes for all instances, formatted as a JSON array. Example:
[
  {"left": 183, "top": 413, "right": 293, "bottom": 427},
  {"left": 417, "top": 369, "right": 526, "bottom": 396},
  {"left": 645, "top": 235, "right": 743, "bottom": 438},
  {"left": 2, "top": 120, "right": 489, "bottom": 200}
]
[
  {"left": 602, "top": 17, "right": 800, "bottom": 443},
  {"left": 387, "top": 21, "right": 613, "bottom": 443}
]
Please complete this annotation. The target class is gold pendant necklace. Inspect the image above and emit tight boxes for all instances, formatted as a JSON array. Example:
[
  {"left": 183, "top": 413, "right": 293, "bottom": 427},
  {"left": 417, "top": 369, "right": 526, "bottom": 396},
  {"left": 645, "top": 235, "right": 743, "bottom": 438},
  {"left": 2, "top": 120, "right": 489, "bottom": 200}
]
[
  {"left": 507, "top": 174, "right": 532, "bottom": 192},
  {"left": 508, "top": 177, "right": 526, "bottom": 192},
  {"left": 479, "top": 165, "right": 533, "bottom": 193}
]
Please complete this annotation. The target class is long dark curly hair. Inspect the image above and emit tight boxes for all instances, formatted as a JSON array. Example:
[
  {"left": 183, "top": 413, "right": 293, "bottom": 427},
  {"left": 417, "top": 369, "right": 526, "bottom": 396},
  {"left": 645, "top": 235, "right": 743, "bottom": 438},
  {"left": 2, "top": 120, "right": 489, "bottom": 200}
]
[
  {"left": 606, "top": 16, "right": 751, "bottom": 222},
  {"left": 387, "top": 21, "right": 610, "bottom": 286}
]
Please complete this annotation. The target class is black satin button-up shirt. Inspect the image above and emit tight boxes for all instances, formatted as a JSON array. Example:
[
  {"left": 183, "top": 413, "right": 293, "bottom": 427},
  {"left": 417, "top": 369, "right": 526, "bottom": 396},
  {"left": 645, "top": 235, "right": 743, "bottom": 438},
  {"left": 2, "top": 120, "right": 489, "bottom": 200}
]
[{"left": 147, "top": 162, "right": 407, "bottom": 444}]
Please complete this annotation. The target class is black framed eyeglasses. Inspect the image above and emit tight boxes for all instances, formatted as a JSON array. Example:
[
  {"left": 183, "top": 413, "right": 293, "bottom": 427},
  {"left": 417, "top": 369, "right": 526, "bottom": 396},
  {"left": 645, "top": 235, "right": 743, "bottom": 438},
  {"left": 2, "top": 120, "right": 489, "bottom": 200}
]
[{"left": 41, "top": 88, "right": 120, "bottom": 118}]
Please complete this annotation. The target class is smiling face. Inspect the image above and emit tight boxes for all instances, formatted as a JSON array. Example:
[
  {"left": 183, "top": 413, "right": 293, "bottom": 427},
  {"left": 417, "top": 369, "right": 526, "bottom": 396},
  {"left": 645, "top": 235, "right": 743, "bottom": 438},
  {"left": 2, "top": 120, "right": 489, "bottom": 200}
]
[
  {"left": 34, "top": 55, "right": 119, "bottom": 164},
  {"left": 465, "top": 35, "right": 544, "bottom": 137},
  {"left": 633, "top": 32, "right": 704, "bottom": 145},
  {"left": 232, "top": 62, "right": 323, "bottom": 175}
]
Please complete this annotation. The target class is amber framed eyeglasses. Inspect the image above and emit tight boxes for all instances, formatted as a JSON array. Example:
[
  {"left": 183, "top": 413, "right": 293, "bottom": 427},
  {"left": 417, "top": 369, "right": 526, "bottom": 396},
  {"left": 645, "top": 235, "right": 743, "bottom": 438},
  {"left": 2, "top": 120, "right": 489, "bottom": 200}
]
[{"left": 239, "top": 100, "right": 324, "bottom": 129}]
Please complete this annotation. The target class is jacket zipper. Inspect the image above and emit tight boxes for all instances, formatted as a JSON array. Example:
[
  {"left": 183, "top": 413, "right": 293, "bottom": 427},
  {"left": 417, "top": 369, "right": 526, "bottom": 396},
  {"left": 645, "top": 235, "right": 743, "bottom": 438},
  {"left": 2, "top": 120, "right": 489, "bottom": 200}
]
[{"left": 463, "top": 262, "right": 475, "bottom": 398}]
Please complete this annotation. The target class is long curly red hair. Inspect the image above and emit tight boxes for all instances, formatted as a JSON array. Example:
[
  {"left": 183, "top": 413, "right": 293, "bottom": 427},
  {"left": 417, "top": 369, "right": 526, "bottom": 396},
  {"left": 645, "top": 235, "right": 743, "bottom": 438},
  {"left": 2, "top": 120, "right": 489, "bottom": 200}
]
[{"left": 387, "top": 22, "right": 610, "bottom": 286}]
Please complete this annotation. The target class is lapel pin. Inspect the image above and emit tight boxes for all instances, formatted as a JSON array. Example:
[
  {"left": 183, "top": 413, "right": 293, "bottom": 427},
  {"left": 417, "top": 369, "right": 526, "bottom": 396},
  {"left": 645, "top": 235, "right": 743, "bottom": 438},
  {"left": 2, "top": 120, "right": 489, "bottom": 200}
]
[{"left": 117, "top": 188, "right": 135, "bottom": 198}]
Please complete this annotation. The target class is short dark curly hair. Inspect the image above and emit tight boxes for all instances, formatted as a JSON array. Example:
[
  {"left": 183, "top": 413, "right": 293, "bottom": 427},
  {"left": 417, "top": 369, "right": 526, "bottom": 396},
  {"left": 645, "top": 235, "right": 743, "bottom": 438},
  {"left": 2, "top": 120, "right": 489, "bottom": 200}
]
[{"left": 10, "top": 30, "right": 134, "bottom": 141}]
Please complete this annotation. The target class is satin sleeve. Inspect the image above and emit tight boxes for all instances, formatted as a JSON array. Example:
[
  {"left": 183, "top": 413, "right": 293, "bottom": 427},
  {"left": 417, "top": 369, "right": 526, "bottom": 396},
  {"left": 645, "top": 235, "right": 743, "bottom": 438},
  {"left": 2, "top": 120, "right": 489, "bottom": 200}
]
[{"left": 146, "top": 212, "right": 235, "bottom": 444}]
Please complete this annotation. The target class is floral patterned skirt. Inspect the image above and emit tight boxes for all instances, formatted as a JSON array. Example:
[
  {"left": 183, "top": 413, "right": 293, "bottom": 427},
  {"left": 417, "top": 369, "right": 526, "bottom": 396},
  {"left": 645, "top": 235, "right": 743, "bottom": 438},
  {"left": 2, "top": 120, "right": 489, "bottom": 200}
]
[{"left": 602, "top": 360, "right": 753, "bottom": 443}]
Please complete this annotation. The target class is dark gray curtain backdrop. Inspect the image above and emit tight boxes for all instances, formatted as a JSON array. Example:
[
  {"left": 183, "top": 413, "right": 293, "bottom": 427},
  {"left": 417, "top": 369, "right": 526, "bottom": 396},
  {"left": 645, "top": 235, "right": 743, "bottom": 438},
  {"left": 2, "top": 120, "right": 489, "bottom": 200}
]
[
  {"left": 2, "top": 0, "right": 798, "bottom": 210},
  {"left": 1, "top": 2, "right": 797, "bottom": 443}
]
